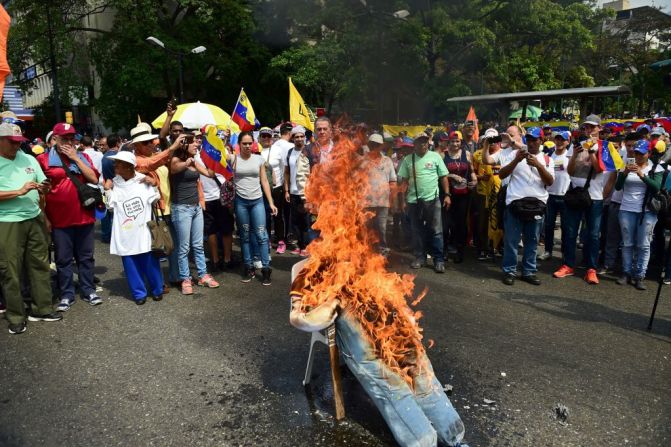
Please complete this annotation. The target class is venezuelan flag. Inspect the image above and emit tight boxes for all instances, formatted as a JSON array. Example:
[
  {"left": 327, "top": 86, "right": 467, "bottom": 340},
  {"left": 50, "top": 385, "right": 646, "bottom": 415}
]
[
  {"left": 597, "top": 139, "right": 624, "bottom": 172},
  {"left": 200, "top": 124, "right": 233, "bottom": 180},
  {"left": 231, "top": 88, "right": 260, "bottom": 132}
]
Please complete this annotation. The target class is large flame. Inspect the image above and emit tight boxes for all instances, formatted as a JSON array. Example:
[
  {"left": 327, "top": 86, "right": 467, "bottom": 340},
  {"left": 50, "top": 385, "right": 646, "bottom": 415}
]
[{"left": 298, "top": 132, "right": 428, "bottom": 387}]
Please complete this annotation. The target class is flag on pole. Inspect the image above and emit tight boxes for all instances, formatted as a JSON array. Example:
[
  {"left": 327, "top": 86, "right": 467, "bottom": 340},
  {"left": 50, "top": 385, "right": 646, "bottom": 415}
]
[
  {"left": 289, "top": 77, "right": 314, "bottom": 132},
  {"left": 0, "top": 5, "right": 11, "bottom": 103},
  {"left": 200, "top": 124, "right": 233, "bottom": 180},
  {"left": 231, "top": 88, "right": 259, "bottom": 132},
  {"left": 466, "top": 106, "right": 479, "bottom": 141},
  {"left": 597, "top": 140, "right": 624, "bottom": 172}
]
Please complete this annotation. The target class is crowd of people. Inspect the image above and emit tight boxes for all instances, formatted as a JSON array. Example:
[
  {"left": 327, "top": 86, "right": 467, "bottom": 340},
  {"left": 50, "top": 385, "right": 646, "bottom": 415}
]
[{"left": 0, "top": 104, "right": 670, "bottom": 334}]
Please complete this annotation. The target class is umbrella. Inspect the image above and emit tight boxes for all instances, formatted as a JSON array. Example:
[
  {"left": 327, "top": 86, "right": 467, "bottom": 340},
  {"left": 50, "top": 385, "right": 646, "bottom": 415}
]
[
  {"left": 152, "top": 101, "right": 240, "bottom": 133},
  {"left": 509, "top": 105, "right": 542, "bottom": 120}
]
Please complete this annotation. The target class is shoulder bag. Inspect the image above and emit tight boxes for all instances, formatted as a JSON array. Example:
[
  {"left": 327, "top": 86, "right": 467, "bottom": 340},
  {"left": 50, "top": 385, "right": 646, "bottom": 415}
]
[
  {"left": 61, "top": 162, "right": 104, "bottom": 210},
  {"left": 564, "top": 165, "right": 594, "bottom": 210},
  {"left": 147, "top": 205, "right": 173, "bottom": 257}
]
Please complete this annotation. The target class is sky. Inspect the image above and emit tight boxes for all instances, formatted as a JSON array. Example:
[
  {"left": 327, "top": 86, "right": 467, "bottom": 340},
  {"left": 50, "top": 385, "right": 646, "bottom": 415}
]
[{"left": 597, "top": 0, "right": 671, "bottom": 11}]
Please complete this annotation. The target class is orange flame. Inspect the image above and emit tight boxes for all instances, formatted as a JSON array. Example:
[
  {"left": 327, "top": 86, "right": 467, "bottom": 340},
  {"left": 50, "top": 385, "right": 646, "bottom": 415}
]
[{"left": 298, "top": 129, "right": 427, "bottom": 387}]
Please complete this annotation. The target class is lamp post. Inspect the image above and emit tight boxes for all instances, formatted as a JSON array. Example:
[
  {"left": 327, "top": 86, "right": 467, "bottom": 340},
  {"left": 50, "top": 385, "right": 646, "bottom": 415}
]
[{"left": 145, "top": 37, "right": 206, "bottom": 103}]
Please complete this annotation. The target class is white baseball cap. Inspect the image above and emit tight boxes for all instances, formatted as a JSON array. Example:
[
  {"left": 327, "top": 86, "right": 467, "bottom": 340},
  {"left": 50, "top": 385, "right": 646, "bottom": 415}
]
[
  {"left": 368, "top": 133, "right": 384, "bottom": 145},
  {"left": 0, "top": 122, "right": 27, "bottom": 142},
  {"left": 109, "top": 151, "right": 137, "bottom": 167}
]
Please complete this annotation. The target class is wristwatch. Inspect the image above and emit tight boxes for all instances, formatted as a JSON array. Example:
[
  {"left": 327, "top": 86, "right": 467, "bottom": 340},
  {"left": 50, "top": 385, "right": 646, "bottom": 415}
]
[{"left": 444, "top": 192, "right": 452, "bottom": 197}]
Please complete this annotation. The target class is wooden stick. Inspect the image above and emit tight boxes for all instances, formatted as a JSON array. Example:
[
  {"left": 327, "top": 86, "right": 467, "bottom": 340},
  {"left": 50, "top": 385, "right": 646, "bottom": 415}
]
[{"left": 327, "top": 324, "right": 346, "bottom": 420}]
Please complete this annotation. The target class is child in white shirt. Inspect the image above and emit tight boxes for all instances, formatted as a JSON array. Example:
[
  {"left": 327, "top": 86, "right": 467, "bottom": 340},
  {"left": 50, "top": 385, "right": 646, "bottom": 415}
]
[{"left": 105, "top": 152, "right": 163, "bottom": 305}]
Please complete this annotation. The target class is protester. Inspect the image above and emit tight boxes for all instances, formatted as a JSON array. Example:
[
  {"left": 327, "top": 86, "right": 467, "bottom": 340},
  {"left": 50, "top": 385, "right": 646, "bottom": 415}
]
[
  {"left": 37, "top": 123, "right": 102, "bottom": 311},
  {"left": 267, "top": 122, "right": 294, "bottom": 254},
  {"left": 499, "top": 127, "right": 554, "bottom": 286},
  {"left": 100, "top": 133, "right": 120, "bottom": 243},
  {"left": 554, "top": 115, "right": 613, "bottom": 285},
  {"left": 362, "top": 133, "right": 397, "bottom": 255},
  {"left": 538, "top": 131, "right": 572, "bottom": 261},
  {"left": 444, "top": 130, "right": 477, "bottom": 263},
  {"left": 284, "top": 126, "right": 311, "bottom": 256},
  {"left": 169, "top": 135, "right": 220, "bottom": 294},
  {"left": 80, "top": 135, "right": 103, "bottom": 189},
  {"left": 397, "top": 132, "right": 451, "bottom": 273},
  {"left": 0, "top": 122, "right": 62, "bottom": 334},
  {"left": 461, "top": 120, "right": 477, "bottom": 154},
  {"left": 159, "top": 101, "right": 185, "bottom": 149},
  {"left": 614, "top": 139, "right": 663, "bottom": 290},
  {"left": 105, "top": 151, "right": 163, "bottom": 304},
  {"left": 232, "top": 131, "right": 278, "bottom": 284}
]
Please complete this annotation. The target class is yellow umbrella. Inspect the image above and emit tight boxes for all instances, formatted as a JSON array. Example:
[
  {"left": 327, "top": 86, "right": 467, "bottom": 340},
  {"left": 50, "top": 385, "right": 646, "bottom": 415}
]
[{"left": 152, "top": 101, "right": 240, "bottom": 133}]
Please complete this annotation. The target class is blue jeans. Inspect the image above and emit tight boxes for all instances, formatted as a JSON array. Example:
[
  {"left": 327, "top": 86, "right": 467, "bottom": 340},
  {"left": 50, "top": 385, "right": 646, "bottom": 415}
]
[
  {"left": 234, "top": 195, "right": 270, "bottom": 268},
  {"left": 171, "top": 204, "right": 207, "bottom": 280},
  {"left": 502, "top": 208, "right": 542, "bottom": 276},
  {"left": 603, "top": 202, "right": 622, "bottom": 269},
  {"left": 619, "top": 210, "right": 657, "bottom": 279},
  {"left": 100, "top": 210, "right": 113, "bottom": 243},
  {"left": 52, "top": 223, "right": 96, "bottom": 300},
  {"left": 408, "top": 198, "right": 445, "bottom": 263},
  {"left": 336, "top": 311, "right": 466, "bottom": 446},
  {"left": 544, "top": 195, "right": 567, "bottom": 256},
  {"left": 563, "top": 200, "right": 603, "bottom": 269}
]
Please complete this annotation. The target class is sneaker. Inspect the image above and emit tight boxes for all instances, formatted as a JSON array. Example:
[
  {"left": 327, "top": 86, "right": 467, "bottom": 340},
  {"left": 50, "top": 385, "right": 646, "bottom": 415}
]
[
  {"left": 410, "top": 258, "right": 424, "bottom": 269},
  {"left": 8, "top": 321, "right": 27, "bottom": 334},
  {"left": 197, "top": 274, "right": 220, "bottom": 288},
  {"left": 0, "top": 303, "right": 6, "bottom": 314},
  {"left": 181, "top": 279, "right": 194, "bottom": 295},
  {"left": 477, "top": 251, "right": 490, "bottom": 261},
  {"left": 299, "top": 249, "right": 309, "bottom": 257},
  {"left": 95, "top": 285, "right": 104, "bottom": 293},
  {"left": 584, "top": 268, "right": 599, "bottom": 285},
  {"left": 56, "top": 298, "right": 73, "bottom": 312},
  {"left": 276, "top": 241, "right": 286, "bottom": 254},
  {"left": 553, "top": 265, "right": 575, "bottom": 278},
  {"left": 616, "top": 274, "right": 631, "bottom": 286},
  {"left": 434, "top": 262, "right": 445, "bottom": 273},
  {"left": 261, "top": 267, "right": 272, "bottom": 286},
  {"left": 663, "top": 278, "right": 671, "bottom": 285},
  {"left": 135, "top": 297, "right": 147, "bottom": 305},
  {"left": 28, "top": 312, "right": 63, "bottom": 322},
  {"left": 520, "top": 274, "right": 541, "bottom": 286},
  {"left": 538, "top": 252, "right": 551, "bottom": 261},
  {"left": 83, "top": 293, "right": 103, "bottom": 306},
  {"left": 253, "top": 260, "right": 263, "bottom": 270},
  {"left": 633, "top": 279, "right": 647, "bottom": 291},
  {"left": 241, "top": 266, "right": 255, "bottom": 283},
  {"left": 290, "top": 248, "right": 301, "bottom": 255},
  {"left": 502, "top": 273, "right": 516, "bottom": 285},
  {"left": 596, "top": 265, "right": 611, "bottom": 275}
]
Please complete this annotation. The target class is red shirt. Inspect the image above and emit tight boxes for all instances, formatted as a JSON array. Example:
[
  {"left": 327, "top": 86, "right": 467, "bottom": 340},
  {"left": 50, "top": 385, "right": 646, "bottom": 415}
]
[{"left": 37, "top": 151, "right": 100, "bottom": 229}]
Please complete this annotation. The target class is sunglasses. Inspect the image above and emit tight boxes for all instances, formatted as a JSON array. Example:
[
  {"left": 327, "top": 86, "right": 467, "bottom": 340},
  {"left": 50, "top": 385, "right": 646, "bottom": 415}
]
[{"left": 487, "top": 137, "right": 502, "bottom": 144}]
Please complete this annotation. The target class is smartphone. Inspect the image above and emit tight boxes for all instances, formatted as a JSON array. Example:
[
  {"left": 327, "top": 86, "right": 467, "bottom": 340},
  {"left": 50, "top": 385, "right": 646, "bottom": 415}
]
[
  {"left": 626, "top": 157, "right": 635, "bottom": 166},
  {"left": 184, "top": 135, "right": 195, "bottom": 144}
]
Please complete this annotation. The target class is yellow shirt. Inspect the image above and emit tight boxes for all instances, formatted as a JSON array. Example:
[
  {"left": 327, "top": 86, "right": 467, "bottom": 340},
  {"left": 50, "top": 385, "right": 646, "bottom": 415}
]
[{"left": 156, "top": 165, "right": 171, "bottom": 215}]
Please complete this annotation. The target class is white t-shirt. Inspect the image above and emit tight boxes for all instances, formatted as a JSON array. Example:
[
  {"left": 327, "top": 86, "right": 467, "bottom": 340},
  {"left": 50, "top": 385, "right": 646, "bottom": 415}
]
[
  {"left": 547, "top": 151, "right": 571, "bottom": 196},
  {"left": 194, "top": 153, "right": 226, "bottom": 202},
  {"left": 492, "top": 147, "right": 516, "bottom": 186},
  {"left": 265, "top": 139, "right": 293, "bottom": 187},
  {"left": 82, "top": 147, "right": 104, "bottom": 187},
  {"left": 107, "top": 172, "right": 160, "bottom": 256},
  {"left": 288, "top": 149, "right": 302, "bottom": 195},
  {"left": 620, "top": 161, "right": 663, "bottom": 213},
  {"left": 569, "top": 152, "right": 609, "bottom": 200},
  {"left": 502, "top": 150, "right": 554, "bottom": 205}
]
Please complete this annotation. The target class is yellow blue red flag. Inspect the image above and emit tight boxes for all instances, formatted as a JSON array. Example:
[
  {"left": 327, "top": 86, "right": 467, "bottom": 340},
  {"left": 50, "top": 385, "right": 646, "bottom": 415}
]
[
  {"left": 200, "top": 124, "right": 233, "bottom": 180},
  {"left": 597, "top": 140, "right": 624, "bottom": 172},
  {"left": 231, "top": 88, "right": 259, "bottom": 132}
]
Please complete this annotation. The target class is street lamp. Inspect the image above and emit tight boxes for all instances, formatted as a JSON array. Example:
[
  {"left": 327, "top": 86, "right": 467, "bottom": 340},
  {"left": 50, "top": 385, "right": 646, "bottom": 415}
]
[{"left": 145, "top": 36, "right": 207, "bottom": 103}]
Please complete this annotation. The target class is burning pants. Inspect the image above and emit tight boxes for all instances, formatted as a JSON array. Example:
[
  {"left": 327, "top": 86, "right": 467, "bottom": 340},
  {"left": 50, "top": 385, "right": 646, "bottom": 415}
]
[
  {"left": 408, "top": 198, "right": 445, "bottom": 263},
  {"left": 336, "top": 311, "right": 465, "bottom": 447}
]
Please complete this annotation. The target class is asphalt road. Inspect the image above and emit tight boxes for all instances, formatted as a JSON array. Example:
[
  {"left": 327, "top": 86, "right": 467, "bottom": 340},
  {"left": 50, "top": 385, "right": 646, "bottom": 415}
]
[{"left": 1, "top": 230, "right": 670, "bottom": 447}]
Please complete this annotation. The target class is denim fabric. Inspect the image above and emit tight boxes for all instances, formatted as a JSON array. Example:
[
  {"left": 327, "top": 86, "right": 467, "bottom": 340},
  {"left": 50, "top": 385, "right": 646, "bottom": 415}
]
[
  {"left": 234, "top": 195, "right": 270, "bottom": 268},
  {"left": 603, "top": 202, "right": 621, "bottom": 269},
  {"left": 502, "top": 208, "right": 542, "bottom": 275},
  {"left": 52, "top": 223, "right": 96, "bottom": 300},
  {"left": 336, "top": 311, "right": 465, "bottom": 447},
  {"left": 366, "top": 206, "right": 389, "bottom": 250},
  {"left": 171, "top": 204, "right": 207, "bottom": 280},
  {"left": 544, "top": 194, "right": 568, "bottom": 256},
  {"left": 408, "top": 198, "right": 445, "bottom": 263},
  {"left": 100, "top": 210, "right": 113, "bottom": 243},
  {"left": 619, "top": 210, "right": 657, "bottom": 279},
  {"left": 563, "top": 200, "right": 603, "bottom": 269},
  {"left": 163, "top": 214, "right": 180, "bottom": 283}
]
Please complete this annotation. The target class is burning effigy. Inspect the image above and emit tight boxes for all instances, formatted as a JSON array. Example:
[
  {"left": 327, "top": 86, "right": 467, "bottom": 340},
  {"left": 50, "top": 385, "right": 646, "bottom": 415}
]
[{"left": 289, "top": 132, "right": 466, "bottom": 446}]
